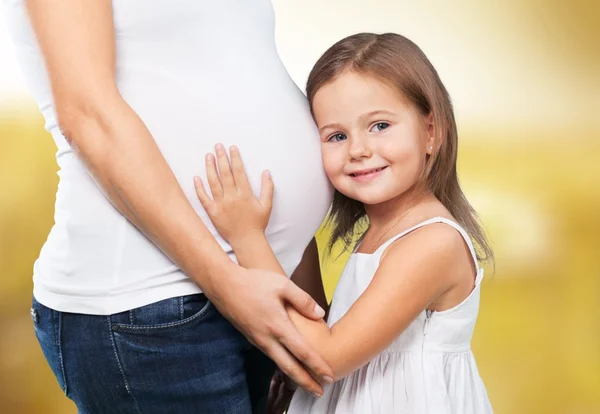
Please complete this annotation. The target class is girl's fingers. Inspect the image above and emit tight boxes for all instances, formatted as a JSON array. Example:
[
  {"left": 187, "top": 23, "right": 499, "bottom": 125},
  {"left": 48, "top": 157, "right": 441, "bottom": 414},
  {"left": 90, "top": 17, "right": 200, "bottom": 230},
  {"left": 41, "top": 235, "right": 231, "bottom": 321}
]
[
  {"left": 229, "top": 145, "right": 253, "bottom": 194},
  {"left": 205, "top": 153, "right": 223, "bottom": 200},
  {"left": 259, "top": 170, "right": 275, "bottom": 211},
  {"left": 215, "top": 143, "right": 235, "bottom": 190},
  {"left": 193, "top": 176, "right": 212, "bottom": 209}
]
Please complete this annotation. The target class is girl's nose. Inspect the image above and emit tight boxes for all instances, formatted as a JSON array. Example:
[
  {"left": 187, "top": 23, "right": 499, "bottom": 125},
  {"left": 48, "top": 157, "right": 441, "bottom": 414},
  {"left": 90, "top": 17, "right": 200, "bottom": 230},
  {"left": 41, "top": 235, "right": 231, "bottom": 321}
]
[{"left": 348, "top": 135, "right": 372, "bottom": 160}]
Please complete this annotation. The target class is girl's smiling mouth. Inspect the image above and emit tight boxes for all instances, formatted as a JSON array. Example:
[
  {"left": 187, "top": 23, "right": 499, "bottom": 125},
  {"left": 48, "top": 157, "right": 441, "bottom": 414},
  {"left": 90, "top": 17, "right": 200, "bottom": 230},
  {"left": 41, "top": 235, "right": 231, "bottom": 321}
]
[{"left": 348, "top": 166, "right": 388, "bottom": 181}]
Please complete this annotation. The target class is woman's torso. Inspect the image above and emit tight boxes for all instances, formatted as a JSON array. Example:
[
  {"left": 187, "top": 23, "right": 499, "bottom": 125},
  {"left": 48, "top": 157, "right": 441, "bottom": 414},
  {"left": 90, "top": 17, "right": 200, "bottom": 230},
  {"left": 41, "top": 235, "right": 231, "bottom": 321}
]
[{"left": 5, "top": 0, "right": 333, "bottom": 314}]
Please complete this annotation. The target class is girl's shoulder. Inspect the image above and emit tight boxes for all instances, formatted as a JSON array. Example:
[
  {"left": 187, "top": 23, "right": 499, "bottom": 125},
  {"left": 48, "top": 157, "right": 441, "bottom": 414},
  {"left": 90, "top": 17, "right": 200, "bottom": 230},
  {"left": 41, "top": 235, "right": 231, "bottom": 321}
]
[
  {"left": 380, "top": 219, "right": 469, "bottom": 266},
  {"left": 376, "top": 217, "right": 479, "bottom": 292}
]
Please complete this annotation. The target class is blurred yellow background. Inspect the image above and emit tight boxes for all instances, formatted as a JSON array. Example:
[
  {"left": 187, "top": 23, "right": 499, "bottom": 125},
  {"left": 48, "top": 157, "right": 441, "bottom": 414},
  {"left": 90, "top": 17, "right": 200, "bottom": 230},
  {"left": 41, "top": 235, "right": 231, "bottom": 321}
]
[{"left": 1, "top": 1, "right": 598, "bottom": 413}]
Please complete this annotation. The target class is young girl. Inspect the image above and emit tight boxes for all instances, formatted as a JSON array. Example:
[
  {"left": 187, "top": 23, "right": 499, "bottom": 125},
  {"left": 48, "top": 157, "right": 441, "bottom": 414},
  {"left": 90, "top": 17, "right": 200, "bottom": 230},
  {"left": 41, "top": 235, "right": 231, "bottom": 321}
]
[{"left": 194, "top": 32, "right": 494, "bottom": 413}]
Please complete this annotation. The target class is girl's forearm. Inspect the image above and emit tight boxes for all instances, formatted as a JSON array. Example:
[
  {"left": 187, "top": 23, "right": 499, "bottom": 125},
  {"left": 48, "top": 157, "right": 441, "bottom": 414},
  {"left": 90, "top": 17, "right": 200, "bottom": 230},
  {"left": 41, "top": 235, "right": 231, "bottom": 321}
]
[{"left": 229, "top": 232, "right": 286, "bottom": 275}]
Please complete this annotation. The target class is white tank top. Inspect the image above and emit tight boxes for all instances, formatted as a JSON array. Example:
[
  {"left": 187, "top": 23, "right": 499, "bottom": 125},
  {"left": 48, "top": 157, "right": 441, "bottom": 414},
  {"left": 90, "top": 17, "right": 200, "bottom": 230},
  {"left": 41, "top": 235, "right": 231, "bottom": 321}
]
[{"left": 5, "top": 0, "right": 333, "bottom": 314}]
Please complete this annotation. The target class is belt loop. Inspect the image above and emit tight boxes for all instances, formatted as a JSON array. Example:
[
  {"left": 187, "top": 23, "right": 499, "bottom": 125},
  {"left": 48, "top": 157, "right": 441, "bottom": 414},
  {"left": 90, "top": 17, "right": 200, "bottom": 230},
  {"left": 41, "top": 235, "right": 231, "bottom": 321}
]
[{"left": 30, "top": 307, "right": 38, "bottom": 324}]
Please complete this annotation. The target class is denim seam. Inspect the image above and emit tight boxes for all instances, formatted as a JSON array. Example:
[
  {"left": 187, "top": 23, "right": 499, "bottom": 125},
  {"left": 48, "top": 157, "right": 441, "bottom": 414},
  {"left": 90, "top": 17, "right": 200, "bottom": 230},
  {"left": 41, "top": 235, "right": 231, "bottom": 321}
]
[
  {"left": 129, "top": 310, "right": 134, "bottom": 325},
  {"left": 107, "top": 316, "right": 141, "bottom": 413},
  {"left": 178, "top": 296, "right": 184, "bottom": 320},
  {"left": 54, "top": 310, "right": 69, "bottom": 396},
  {"left": 111, "top": 301, "right": 212, "bottom": 332}
]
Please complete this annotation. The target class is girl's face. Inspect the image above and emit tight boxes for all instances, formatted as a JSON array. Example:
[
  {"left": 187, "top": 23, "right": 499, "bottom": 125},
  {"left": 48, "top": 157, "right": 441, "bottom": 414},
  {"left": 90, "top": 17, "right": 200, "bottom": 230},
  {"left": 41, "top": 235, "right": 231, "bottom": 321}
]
[{"left": 312, "top": 71, "right": 435, "bottom": 206}]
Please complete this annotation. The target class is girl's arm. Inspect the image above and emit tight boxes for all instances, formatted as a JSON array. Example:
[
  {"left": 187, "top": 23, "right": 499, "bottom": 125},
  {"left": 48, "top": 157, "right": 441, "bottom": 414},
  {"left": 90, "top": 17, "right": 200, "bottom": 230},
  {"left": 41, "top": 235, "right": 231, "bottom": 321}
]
[
  {"left": 196, "top": 147, "right": 462, "bottom": 380},
  {"left": 234, "top": 225, "right": 460, "bottom": 380},
  {"left": 285, "top": 225, "right": 462, "bottom": 379},
  {"left": 23, "top": 0, "right": 332, "bottom": 395}
]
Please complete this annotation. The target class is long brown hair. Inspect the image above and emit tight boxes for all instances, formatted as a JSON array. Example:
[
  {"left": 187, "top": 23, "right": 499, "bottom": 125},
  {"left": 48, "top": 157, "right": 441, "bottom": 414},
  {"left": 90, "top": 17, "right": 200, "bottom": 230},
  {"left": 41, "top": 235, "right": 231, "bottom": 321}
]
[{"left": 307, "top": 33, "right": 494, "bottom": 263}]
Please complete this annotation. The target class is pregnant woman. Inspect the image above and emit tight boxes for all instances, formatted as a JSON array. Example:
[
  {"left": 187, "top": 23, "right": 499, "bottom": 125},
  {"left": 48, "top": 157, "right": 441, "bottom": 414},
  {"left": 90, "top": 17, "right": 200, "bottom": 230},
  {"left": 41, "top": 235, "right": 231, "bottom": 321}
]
[{"left": 5, "top": 0, "right": 333, "bottom": 412}]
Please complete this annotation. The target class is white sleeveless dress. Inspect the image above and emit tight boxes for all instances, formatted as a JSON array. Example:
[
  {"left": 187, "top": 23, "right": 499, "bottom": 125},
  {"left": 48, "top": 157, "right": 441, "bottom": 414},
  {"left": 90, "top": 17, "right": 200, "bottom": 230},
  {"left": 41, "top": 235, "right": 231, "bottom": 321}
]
[{"left": 288, "top": 217, "right": 493, "bottom": 414}]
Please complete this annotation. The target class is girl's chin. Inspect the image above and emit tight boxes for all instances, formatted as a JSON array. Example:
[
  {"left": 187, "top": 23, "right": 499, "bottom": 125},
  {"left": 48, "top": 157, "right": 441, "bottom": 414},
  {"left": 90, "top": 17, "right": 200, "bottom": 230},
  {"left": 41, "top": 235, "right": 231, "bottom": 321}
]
[{"left": 344, "top": 192, "right": 394, "bottom": 206}]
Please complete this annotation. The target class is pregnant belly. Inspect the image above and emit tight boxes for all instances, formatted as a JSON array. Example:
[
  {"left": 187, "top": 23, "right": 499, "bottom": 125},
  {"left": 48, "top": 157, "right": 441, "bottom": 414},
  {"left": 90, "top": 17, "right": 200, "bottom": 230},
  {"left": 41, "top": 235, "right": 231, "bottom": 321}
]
[{"left": 117, "top": 71, "right": 334, "bottom": 273}]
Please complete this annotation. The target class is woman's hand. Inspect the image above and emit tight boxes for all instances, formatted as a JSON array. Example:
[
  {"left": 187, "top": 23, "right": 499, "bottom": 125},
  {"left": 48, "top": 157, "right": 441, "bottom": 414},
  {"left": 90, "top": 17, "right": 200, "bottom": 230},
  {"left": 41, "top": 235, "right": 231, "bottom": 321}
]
[
  {"left": 267, "top": 368, "right": 297, "bottom": 414},
  {"left": 194, "top": 144, "right": 274, "bottom": 245}
]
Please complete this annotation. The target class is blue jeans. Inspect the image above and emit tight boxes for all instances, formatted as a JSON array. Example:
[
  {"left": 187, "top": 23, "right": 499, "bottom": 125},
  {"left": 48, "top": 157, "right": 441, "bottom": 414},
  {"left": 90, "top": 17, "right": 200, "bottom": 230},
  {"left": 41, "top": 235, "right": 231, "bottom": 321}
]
[{"left": 31, "top": 294, "right": 276, "bottom": 414}]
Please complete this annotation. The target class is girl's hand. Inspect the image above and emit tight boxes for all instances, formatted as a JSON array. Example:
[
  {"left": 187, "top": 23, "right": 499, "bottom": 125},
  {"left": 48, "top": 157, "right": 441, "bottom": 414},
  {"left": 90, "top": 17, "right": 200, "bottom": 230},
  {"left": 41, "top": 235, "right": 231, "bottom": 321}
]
[
  {"left": 194, "top": 144, "right": 274, "bottom": 245},
  {"left": 267, "top": 368, "right": 297, "bottom": 414}
]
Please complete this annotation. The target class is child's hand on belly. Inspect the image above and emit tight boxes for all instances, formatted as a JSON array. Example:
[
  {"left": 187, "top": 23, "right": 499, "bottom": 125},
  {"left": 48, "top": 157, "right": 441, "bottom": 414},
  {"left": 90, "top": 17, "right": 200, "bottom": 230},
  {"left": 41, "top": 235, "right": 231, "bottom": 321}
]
[{"left": 194, "top": 143, "right": 274, "bottom": 245}]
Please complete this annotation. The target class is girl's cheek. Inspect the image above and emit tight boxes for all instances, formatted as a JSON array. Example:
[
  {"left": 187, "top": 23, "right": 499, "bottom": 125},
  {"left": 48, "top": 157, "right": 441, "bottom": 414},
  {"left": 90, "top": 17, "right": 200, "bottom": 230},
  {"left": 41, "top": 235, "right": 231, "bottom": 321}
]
[
  {"left": 321, "top": 153, "right": 341, "bottom": 181},
  {"left": 387, "top": 138, "right": 421, "bottom": 162},
  {"left": 322, "top": 159, "right": 337, "bottom": 178}
]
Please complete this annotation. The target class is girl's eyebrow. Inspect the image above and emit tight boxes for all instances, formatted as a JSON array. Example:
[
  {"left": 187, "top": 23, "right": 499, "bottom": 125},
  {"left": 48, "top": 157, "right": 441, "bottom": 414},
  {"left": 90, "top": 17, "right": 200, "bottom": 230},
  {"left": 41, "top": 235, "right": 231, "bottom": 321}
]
[
  {"left": 361, "top": 109, "right": 396, "bottom": 119},
  {"left": 319, "top": 110, "right": 397, "bottom": 132},
  {"left": 319, "top": 122, "right": 343, "bottom": 132}
]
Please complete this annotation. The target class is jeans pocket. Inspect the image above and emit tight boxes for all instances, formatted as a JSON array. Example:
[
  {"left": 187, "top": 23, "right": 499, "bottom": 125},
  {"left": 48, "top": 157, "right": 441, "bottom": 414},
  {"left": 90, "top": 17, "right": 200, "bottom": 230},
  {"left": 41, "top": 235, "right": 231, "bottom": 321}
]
[
  {"left": 111, "top": 294, "right": 214, "bottom": 334},
  {"left": 31, "top": 297, "right": 69, "bottom": 395}
]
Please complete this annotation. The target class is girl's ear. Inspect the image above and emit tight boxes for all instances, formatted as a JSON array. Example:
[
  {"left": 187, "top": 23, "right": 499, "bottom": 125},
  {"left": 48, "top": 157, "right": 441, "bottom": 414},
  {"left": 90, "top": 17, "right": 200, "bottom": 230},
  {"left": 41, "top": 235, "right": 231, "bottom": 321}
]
[{"left": 425, "top": 113, "right": 436, "bottom": 154}]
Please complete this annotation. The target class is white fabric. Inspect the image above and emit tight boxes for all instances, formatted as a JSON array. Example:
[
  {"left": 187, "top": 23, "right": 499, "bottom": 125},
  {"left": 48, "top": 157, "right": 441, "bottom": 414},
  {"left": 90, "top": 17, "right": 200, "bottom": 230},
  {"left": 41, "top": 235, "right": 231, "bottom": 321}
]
[
  {"left": 289, "top": 217, "right": 493, "bottom": 414},
  {"left": 4, "top": 0, "right": 333, "bottom": 314}
]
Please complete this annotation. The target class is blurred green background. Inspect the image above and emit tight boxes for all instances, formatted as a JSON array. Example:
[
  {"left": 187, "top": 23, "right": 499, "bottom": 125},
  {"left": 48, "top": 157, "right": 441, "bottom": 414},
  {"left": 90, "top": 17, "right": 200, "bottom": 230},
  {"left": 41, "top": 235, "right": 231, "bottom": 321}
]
[{"left": 1, "top": 1, "right": 598, "bottom": 413}]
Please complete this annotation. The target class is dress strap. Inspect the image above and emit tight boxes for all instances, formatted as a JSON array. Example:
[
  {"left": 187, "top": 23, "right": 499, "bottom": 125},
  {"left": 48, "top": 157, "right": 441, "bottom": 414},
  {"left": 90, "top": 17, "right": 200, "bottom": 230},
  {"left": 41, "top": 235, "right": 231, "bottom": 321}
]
[{"left": 376, "top": 217, "right": 481, "bottom": 276}]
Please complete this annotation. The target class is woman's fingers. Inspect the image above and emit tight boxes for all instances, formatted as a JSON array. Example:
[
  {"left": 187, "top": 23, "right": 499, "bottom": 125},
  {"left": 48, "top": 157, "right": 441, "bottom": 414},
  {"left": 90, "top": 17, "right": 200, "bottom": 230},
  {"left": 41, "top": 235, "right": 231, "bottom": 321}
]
[
  {"left": 275, "top": 319, "right": 333, "bottom": 391},
  {"left": 205, "top": 153, "right": 223, "bottom": 200},
  {"left": 215, "top": 143, "right": 235, "bottom": 190},
  {"left": 264, "top": 341, "right": 324, "bottom": 399},
  {"left": 229, "top": 145, "right": 253, "bottom": 194},
  {"left": 284, "top": 281, "right": 326, "bottom": 321}
]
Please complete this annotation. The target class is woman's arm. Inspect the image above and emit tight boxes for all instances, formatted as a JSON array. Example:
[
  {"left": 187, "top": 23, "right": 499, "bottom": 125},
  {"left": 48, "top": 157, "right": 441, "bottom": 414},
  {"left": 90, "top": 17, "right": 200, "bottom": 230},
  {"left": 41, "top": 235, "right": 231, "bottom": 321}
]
[
  {"left": 23, "top": 0, "right": 332, "bottom": 395},
  {"left": 196, "top": 147, "right": 461, "bottom": 380},
  {"left": 26, "top": 0, "right": 226, "bottom": 279}
]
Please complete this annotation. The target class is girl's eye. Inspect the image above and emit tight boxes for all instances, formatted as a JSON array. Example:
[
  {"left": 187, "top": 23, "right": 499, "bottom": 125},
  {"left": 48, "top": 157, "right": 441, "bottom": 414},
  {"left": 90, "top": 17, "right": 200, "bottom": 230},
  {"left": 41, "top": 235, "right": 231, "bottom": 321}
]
[
  {"left": 327, "top": 133, "right": 347, "bottom": 142},
  {"left": 371, "top": 122, "right": 390, "bottom": 132}
]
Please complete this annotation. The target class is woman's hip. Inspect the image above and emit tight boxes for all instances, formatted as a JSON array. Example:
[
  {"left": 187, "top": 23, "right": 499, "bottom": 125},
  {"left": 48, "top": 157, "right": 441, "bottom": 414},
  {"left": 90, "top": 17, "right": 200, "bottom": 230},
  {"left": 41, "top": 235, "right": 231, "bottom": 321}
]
[{"left": 31, "top": 294, "right": 257, "bottom": 414}]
